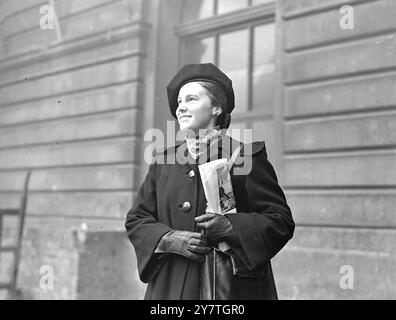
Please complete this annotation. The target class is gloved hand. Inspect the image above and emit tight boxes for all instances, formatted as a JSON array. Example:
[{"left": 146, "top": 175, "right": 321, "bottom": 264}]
[
  {"left": 195, "top": 213, "right": 238, "bottom": 246},
  {"left": 155, "top": 230, "right": 211, "bottom": 262}
]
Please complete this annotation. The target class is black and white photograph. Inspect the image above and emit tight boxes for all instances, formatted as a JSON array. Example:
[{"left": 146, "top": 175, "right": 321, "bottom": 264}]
[{"left": 0, "top": 0, "right": 395, "bottom": 304}]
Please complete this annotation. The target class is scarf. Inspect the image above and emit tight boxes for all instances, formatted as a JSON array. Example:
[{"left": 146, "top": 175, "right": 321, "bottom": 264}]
[{"left": 184, "top": 126, "right": 225, "bottom": 160}]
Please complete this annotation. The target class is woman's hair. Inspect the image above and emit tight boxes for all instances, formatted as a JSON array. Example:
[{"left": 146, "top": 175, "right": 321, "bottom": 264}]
[{"left": 196, "top": 81, "right": 232, "bottom": 129}]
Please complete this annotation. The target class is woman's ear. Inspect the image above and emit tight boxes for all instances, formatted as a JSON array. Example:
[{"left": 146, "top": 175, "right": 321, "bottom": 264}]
[{"left": 212, "top": 106, "right": 222, "bottom": 116}]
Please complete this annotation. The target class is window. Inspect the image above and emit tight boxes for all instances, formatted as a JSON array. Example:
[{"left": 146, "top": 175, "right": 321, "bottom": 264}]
[
  {"left": 217, "top": 0, "right": 249, "bottom": 15},
  {"left": 183, "top": 36, "right": 215, "bottom": 64},
  {"left": 181, "top": 0, "right": 215, "bottom": 23},
  {"left": 252, "top": 23, "right": 275, "bottom": 112},
  {"left": 219, "top": 29, "right": 249, "bottom": 112},
  {"left": 178, "top": 0, "right": 275, "bottom": 115}
]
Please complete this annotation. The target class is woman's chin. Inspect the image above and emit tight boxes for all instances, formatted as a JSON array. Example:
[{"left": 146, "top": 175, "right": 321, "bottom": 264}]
[{"left": 179, "top": 122, "right": 194, "bottom": 131}]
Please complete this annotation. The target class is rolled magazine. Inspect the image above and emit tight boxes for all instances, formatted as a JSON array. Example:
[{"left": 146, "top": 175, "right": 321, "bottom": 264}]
[{"left": 198, "top": 158, "right": 237, "bottom": 251}]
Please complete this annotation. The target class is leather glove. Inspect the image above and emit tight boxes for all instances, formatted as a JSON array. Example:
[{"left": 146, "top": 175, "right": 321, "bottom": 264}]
[
  {"left": 155, "top": 230, "right": 211, "bottom": 262},
  {"left": 195, "top": 213, "right": 238, "bottom": 246}
]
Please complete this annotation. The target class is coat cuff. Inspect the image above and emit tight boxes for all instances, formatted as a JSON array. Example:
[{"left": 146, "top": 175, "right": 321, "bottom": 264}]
[{"left": 138, "top": 223, "right": 173, "bottom": 283}]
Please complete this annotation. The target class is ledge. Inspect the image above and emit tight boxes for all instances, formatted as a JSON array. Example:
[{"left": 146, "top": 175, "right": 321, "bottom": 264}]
[
  {"left": 175, "top": 3, "right": 275, "bottom": 37},
  {"left": 0, "top": 20, "right": 152, "bottom": 73}
]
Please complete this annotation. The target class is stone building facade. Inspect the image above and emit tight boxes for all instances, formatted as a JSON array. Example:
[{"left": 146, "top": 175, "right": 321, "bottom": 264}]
[{"left": 0, "top": 0, "right": 395, "bottom": 299}]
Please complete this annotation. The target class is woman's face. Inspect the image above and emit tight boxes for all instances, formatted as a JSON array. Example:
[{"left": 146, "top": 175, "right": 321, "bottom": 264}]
[{"left": 176, "top": 82, "right": 219, "bottom": 133}]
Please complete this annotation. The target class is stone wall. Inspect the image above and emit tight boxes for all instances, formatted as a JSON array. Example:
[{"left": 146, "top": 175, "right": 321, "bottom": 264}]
[
  {"left": 1, "top": 0, "right": 395, "bottom": 300},
  {"left": 0, "top": 0, "right": 150, "bottom": 299},
  {"left": 272, "top": 0, "right": 396, "bottom": 299}
]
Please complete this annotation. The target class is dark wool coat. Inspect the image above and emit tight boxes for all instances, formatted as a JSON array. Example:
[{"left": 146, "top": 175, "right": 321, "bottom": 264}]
[{"left": 125, "top": 135, "right": 294, "bottom": 300}]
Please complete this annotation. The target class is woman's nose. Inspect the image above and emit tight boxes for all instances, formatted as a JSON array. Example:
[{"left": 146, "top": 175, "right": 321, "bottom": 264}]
[{"left": 176, "top": 103, "right": 187, "bottom": 115}]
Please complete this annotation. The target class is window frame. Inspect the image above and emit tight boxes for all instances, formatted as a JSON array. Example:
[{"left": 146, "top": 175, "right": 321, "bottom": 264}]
[{"left": 176, "top": 2, "right": 276, "bottom": 118}]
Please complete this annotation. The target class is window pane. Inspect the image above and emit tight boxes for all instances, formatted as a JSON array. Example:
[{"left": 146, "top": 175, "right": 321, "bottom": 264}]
[
  {"left": 219, "top": 29, "right": 249, "bottom": 113},
  {"left": 252, "top": 24, "right": 275, "bottom": 112},
  {"left": 183, "top": 36, "right": 215, "bottom": 64},
  {"left": 251, "top": 0, "right": 273, "bottom": 5},
  {"left": 181, "top": 0, "right": 214, "bottom": 23},
  {"left": 217, "top": 0, "right": 248, "bottom": 15}
]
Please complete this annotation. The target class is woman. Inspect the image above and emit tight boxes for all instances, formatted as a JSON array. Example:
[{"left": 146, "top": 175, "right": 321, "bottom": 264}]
[{"left": 125, "top": 63, "right": 294, "bottom": 300}]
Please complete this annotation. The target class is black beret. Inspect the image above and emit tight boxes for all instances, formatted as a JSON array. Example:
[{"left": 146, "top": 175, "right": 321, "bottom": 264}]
[{"left": 166, "top": 63, "right": 235, "bottom": 118}]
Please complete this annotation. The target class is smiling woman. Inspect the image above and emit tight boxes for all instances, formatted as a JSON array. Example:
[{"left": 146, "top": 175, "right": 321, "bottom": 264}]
[
  {"left": 125, "top": 63, "right": 294, "bottom": 300},
  {"left": 176, "top": 82, "right": 220, "bottom": 132}
]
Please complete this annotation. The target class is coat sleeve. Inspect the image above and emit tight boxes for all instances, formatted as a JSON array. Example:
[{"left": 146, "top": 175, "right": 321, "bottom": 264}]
[
  {"left": 226, "top": 143, "right": 295, "bottom": 271},
  {"left": 125, "top": 162, "right": 173, "bottom": 283}
]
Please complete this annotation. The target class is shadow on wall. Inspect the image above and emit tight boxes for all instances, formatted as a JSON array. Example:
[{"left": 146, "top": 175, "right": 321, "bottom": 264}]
[
  {"left": 5, "top": 231, "right": 146, "bottom": 300},
  {"left": 76, "top": 231, "right": 146, "bottom": 300}
]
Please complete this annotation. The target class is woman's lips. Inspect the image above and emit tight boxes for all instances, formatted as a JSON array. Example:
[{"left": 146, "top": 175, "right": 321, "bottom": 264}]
[{"left": 179, "top": 115, "right": 192, "bottom": 121}]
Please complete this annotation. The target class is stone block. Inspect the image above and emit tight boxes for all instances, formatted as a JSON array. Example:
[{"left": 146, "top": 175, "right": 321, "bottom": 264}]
[
  {"left": 0, "top": 137, "right": 140, "bottom": 169},
  {"left": 59, "top": 0, "right": 143, "bottom": 41},
  {"left": 285, "top": 73, "right": 396, "bottom": 117},
  {"left": 0, "top": 36, "right": 141, "bottom": 87},
  {"left": 76, "top": 231, "right": 146, "bottom": 299},
  {"left": 284, "top": 0, "right": 396, "bottom": 51},
  {"left": 285, "top": 36, "right": 396, "bottom": 84},
  {"left": 4, "top": 26, "right": 58, "bottom": 57},
  {"left": 273, "top": 244, "right": 396, "bottom": 299},
  {"left": 284, "top": 150, "right": 396, "bottom": 186},
  {"left": 284, "top": 112, "right": 396, "bottom": 151},
  {"left": 0, "top": 108, "right": 141, "bottom": 148},
  {"left": 0, "top": 165, "right": 138, "bottom": 192},
  {"left": 280, "top": 0, "right": 368, "bottom": 17},
  {"left": 286, "top": 190, "right": 396, "bottom": 227},
  {"left": 14, "top": 217, "right": 145, "bottom": 299},
  {"left": 0, "top": 83, "right": 140, "bottom": 126},
  {"left": 0, "top": 56, "right": 140, "bottom": 106}
]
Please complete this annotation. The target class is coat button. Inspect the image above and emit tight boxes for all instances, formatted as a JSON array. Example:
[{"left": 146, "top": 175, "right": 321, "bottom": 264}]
[
  {"left": 188, "top": 170, "right": 195, "bottom": 178},
  {"left": 182, "top": 201, "right": 191, "bottom": 212}
]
